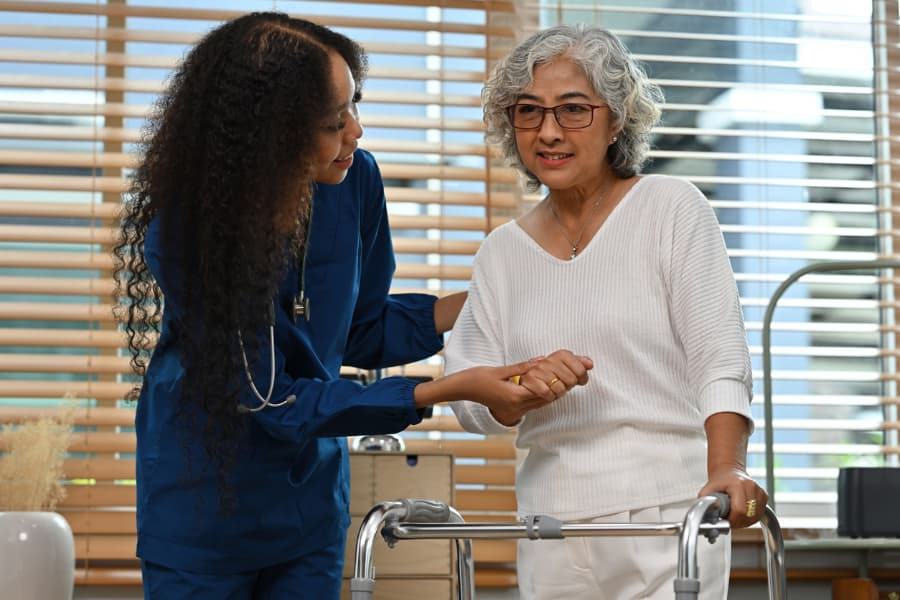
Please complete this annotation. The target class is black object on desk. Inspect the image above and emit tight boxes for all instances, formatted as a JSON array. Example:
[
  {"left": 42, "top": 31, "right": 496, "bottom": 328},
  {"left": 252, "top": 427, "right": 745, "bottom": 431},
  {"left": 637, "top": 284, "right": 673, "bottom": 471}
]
[{"left": 837, "top": 467, "right": 900, "bottom": 538}]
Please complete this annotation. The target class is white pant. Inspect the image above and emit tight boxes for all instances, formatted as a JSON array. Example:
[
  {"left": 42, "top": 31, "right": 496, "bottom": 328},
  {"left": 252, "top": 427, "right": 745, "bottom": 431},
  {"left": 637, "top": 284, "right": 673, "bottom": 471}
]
[{"left": 517, "top": 500, "right": 730, "bottom": 600}]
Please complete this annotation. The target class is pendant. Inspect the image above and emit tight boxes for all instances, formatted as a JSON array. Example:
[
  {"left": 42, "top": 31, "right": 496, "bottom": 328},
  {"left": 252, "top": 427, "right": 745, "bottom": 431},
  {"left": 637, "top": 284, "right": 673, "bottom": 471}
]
[{"left": 570, "top": 246, "right": 577, "bottom": 260}]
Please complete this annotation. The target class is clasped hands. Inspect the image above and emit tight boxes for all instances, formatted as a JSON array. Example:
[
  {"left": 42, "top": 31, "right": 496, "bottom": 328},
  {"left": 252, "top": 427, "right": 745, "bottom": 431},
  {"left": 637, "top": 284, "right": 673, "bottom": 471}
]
[{"left": 489, "top": 349, "right": 593, "bottom": 426}]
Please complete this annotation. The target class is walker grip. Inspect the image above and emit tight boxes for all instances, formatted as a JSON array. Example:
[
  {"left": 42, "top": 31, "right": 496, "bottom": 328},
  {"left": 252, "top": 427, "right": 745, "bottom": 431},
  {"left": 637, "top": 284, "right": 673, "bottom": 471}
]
[
  {"left": 707, "top": 492, "right": 731, "bottom": 520},
  {"left": 399, "top": 498, "right": 451, "bottom": 523}
]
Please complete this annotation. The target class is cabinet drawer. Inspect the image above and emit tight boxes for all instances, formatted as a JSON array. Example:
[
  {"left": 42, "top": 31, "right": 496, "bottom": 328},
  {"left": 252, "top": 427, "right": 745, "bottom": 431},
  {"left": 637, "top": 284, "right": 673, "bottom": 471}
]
[{"left": 350, "top": 452, "right": 454, "bottom": 514}]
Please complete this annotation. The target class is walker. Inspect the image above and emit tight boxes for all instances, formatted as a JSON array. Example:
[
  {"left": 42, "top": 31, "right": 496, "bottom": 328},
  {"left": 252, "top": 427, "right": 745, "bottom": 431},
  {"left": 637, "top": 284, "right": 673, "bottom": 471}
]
[{"left": 350, "top": 493, "right": 787, "bottom": 600}]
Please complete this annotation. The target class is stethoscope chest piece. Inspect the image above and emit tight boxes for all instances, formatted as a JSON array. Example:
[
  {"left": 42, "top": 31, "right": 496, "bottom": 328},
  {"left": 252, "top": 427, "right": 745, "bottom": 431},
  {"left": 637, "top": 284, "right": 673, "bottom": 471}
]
[{"left": 293, "top": 292, "right": 310, "bottom": 323}]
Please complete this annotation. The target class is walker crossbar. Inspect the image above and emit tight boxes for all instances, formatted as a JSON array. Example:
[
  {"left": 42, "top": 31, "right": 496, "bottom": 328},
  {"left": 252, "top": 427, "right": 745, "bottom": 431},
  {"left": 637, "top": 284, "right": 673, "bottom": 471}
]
[{"left": 351, "top": 494, "right": 787, "bottom": 600}]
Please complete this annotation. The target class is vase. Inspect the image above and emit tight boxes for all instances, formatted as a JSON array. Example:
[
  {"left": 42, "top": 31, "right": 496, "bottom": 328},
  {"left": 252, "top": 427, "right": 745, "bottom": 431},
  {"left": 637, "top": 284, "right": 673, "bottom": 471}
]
[{"left": 0, "top": 511, "right": 75, "bottom": 600}]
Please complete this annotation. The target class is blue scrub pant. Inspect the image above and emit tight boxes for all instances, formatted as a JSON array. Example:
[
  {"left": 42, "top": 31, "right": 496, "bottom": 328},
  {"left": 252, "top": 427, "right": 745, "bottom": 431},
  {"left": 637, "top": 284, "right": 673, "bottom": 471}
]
[{"left": 141, "top": 539, "right": 344, "bottom": 600}]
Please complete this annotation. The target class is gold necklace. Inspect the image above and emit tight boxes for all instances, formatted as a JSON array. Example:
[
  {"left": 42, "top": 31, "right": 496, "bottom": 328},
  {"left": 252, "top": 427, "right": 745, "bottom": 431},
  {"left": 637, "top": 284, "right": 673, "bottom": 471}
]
[{"left": 547, "top": 193, "right": 605, "bottom": 260}]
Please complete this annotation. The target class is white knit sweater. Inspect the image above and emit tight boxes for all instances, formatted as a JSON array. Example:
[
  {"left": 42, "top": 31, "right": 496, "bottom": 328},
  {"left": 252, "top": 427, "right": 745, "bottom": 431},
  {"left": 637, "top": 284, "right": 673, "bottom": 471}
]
[{"left": 445, "top": 175, "right": 753, "bottom": 520}]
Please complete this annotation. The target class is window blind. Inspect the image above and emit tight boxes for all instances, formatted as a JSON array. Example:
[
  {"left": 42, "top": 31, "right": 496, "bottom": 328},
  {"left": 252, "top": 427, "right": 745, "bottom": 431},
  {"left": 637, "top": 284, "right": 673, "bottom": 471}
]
[{"left": 0, "top": 0, "right": 518, "bottom": 583}]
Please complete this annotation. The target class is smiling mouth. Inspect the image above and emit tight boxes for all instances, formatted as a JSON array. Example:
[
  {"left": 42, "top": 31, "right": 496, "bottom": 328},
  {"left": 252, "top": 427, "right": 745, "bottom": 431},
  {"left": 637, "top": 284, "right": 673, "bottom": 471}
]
[{"left": 539, "top": 152, "right": 573, "bottom": 161}]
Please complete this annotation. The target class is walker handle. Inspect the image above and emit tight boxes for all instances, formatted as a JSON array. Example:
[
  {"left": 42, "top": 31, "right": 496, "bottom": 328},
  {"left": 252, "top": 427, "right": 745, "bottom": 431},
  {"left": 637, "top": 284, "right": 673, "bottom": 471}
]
[
  {"left": 398, "top": 498, "right": 451, "bottom": 523},
  {"left": 706, "top": 492, "right": 731, "bottom": 520}
]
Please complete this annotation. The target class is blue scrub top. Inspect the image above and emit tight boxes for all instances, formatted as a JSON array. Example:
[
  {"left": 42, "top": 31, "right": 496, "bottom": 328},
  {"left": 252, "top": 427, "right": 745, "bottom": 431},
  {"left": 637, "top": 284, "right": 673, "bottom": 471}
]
[{"left": 135, "top": 149, "right": 443, "bottom": 574}]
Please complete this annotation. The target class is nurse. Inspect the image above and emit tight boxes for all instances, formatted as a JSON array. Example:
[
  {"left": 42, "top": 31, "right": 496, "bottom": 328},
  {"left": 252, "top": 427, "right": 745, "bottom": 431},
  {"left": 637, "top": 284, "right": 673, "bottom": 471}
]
[{"left": 112, "top": 12, "right": 592, "bottom": 599}]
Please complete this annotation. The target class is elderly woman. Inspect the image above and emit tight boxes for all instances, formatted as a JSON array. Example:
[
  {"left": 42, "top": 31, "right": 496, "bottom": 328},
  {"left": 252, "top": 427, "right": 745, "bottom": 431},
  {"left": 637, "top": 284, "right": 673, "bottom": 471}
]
[{"left": 445, "top": 24, "right": 767, "bottom": 600}]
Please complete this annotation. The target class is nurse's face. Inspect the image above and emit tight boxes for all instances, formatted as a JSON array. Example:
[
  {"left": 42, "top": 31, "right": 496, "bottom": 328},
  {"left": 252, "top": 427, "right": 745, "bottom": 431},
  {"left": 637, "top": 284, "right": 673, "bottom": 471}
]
[{"left": 313, "top": 52, "right": 363, "bottom": 185}]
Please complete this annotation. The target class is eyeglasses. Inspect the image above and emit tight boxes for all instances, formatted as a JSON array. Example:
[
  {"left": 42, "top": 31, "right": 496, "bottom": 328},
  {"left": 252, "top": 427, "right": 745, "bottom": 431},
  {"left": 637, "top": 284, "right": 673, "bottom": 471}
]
[{"left": 507, "top": 103, "right": 606, "bottom": 130}]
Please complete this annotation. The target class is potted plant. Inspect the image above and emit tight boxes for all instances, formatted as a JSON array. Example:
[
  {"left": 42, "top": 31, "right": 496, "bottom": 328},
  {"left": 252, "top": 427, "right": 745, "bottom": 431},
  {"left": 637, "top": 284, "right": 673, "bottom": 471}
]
[{"left": 0, "top": 405, "right": 75, "bottom": 600}]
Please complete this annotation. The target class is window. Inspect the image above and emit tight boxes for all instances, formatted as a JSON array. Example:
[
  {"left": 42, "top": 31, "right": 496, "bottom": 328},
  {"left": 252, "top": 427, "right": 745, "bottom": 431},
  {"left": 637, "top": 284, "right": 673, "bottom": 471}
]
[
  {"left": 0, "top": 0, "right": 517, "bottom": 573},
  {"left": 1, "top": 0, "right": 898, "bottom": 555}
]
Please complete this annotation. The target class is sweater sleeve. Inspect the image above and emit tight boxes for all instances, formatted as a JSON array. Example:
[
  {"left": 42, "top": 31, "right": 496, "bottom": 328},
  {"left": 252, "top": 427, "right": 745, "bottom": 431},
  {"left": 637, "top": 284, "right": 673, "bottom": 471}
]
[
  {"left": 444, "top": 248, "right": 519, "bottom": 435},
  {"left": 663, "top": 179, "right": 754, "bottom": 431}
]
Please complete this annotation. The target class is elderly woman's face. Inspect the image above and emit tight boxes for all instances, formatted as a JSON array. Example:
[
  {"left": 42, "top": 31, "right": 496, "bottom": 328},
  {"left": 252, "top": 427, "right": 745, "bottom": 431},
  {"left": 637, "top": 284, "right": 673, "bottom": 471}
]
[{"left": 513, "top": 57, "right": 617, "bottom": 191}]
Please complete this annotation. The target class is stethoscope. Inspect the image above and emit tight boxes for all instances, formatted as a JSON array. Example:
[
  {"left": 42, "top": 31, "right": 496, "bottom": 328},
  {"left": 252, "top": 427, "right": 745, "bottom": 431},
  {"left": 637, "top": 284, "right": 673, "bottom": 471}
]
[
  {"left": 237, "top": 216, "right": 312, "bottom": 414},
  {"left": 237, "top": 318, "right": 291, "bottom": 413}
]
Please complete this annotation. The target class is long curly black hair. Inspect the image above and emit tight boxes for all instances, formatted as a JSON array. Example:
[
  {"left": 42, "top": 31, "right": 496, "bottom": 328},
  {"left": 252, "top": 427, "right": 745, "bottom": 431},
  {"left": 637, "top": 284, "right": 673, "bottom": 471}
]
[{"left": 112, "top": 12, "right": 368, "bottom": 505}]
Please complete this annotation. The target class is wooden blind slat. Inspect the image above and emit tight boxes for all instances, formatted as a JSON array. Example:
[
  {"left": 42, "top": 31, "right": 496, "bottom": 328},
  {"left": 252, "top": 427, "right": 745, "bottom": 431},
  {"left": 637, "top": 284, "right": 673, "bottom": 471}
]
[
  {"left": 403, "top": 437, "right": 517, "bottom": 459},
  {"left": 0, "top": 48, "right": 177, "bottom": 69},
  {"left": 0, "top": 173, "right": 125, "bottom": 193},
  {"left": 0, "top": 302, "right": 118, "bottom": 322},
  {"left": 0, "top": 100, "right": 148, "bottom": 118},
  {"left": 0, "top": 123, "right": 138, "bottom": 143},
  {"left": 390, "top": 240, "right": 482, "bottom": 256},
  {"left": 455, "top": 489, "right": 517, "bottom": 512},
  {"left": 0, "top": 251, "right": 115, "bottom": 270},
  {"left": 0, "top": 433, "right": 137, "bottom": 455},
  {"left": 0, "top": 225, "right": 117, "bottom": 245},
  {"left": 73, "top": 535, "right": 137, "bottom": 560},
  {"left": 0, "top": 380, "right": 131, "bottom": 401},
  {"left": 373, "top": 363, "right": 443, "bottom": 380},
  {"left": 384, "top": 187, "right": 516, "bottom": 207},
  {"left": 455, "top": 464, "right": 516, "bottom": 486},
  {"left": 66, "top": 432, "right": 136, "bottom": 454},
  {"left": 75, "top": 568, "right": 142, "bottom": 586},
  {"left": 407, "top": 414, "right": 463, "bottom": 432},
  {"left": 0, "top": 406, "right": 134, "bottom": 427},
  {"left": 64, "top": 511, "right": 135, "bottom": 535},
  {"left": 472, "top": 539, "right": 518, "bottom": 563},
  {"left": 58, "top": 484, "right": 135, "bottom": 508},
  {"left": 0, "top": 0, "right": 515, "bottom": 17},
  {"left": 0, "top": 328, "right": 128, "bottom": 348},
  {"left": 0, "top": 149, "right": 135, "bottom": 170},
  {"left": 65, "top": 457, "right": 135, "bottom": 480},
  {"left": 394, "top": 264, "right": 472, "bottom": 281},
  {"left": 0, "top": 199, "right": 119, "bottom": 219},
  {"left": 0, "top": 276, "right": 115, "bottom": 296},
  {"left": 0, "top": 73, "right": 162, "bottom": 94},
  {"left": 0, "top": 354, "right": 130, "bottom": 374}
]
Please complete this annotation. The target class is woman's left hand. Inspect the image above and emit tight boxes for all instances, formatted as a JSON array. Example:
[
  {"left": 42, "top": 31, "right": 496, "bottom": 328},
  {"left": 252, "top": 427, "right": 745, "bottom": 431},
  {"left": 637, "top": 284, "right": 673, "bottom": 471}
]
[{"left": 698, "top": 466, "right": 769, "bottom": 528}]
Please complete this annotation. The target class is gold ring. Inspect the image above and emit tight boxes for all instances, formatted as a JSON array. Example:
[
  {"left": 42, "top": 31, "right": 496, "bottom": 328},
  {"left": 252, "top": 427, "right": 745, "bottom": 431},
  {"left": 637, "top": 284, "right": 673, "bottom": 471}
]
[
  {"left": 745, "top": 499, "right": 757, "bottom": 518},
  {"left": 509, "top": 375, "right": 522, "bottom": 385},
  {"left": 548, "top": 377, "right": 560, "bottom": 386}
]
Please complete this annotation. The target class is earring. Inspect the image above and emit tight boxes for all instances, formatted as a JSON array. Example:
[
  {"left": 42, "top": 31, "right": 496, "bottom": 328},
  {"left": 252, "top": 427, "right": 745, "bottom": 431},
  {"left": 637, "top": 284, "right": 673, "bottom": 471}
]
[{"left": 611, "top": 136, "right": 618, "bottom": 144}]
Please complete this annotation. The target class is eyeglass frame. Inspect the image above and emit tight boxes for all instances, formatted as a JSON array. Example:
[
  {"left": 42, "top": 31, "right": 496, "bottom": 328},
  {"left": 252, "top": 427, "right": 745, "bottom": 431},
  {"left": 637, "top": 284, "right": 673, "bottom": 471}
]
[{"left": 506, "top": 102, "right": 607, "bottom": 130}]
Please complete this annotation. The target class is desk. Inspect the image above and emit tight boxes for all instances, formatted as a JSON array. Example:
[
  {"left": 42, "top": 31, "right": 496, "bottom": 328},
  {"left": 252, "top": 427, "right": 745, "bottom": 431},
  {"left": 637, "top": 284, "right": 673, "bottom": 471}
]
[{"left": 784, "top": 538, "right": 900, "bottom": 578}]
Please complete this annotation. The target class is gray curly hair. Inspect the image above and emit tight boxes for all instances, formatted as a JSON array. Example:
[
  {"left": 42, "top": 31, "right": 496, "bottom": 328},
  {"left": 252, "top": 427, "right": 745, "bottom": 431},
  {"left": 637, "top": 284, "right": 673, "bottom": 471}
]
[{"left": 483, "top": 24, "right": 663, "bottom": 191}]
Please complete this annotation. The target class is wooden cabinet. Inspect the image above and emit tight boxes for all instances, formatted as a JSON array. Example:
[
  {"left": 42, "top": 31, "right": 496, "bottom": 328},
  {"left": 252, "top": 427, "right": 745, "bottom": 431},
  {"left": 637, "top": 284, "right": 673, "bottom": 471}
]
[{"left": 342, "top": 450, "right": 455, "bottom": 600}]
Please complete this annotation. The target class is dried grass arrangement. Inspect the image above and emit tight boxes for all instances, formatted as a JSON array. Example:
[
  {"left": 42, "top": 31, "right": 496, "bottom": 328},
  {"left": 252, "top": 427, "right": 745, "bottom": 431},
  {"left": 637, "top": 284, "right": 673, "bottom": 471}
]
[{"left": 0, "top": 404, "right": 75, "bottom": 512}]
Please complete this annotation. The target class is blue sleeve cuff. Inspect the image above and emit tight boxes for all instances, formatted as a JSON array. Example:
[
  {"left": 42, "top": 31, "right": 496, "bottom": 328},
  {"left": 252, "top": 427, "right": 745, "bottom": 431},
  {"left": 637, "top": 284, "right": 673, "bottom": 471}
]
[
  {"left": 388, "top": 293, "right": 444, "bottom": 355},
  {"left": 384, "top": 375, "right": 428, "bottom": 425}
]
